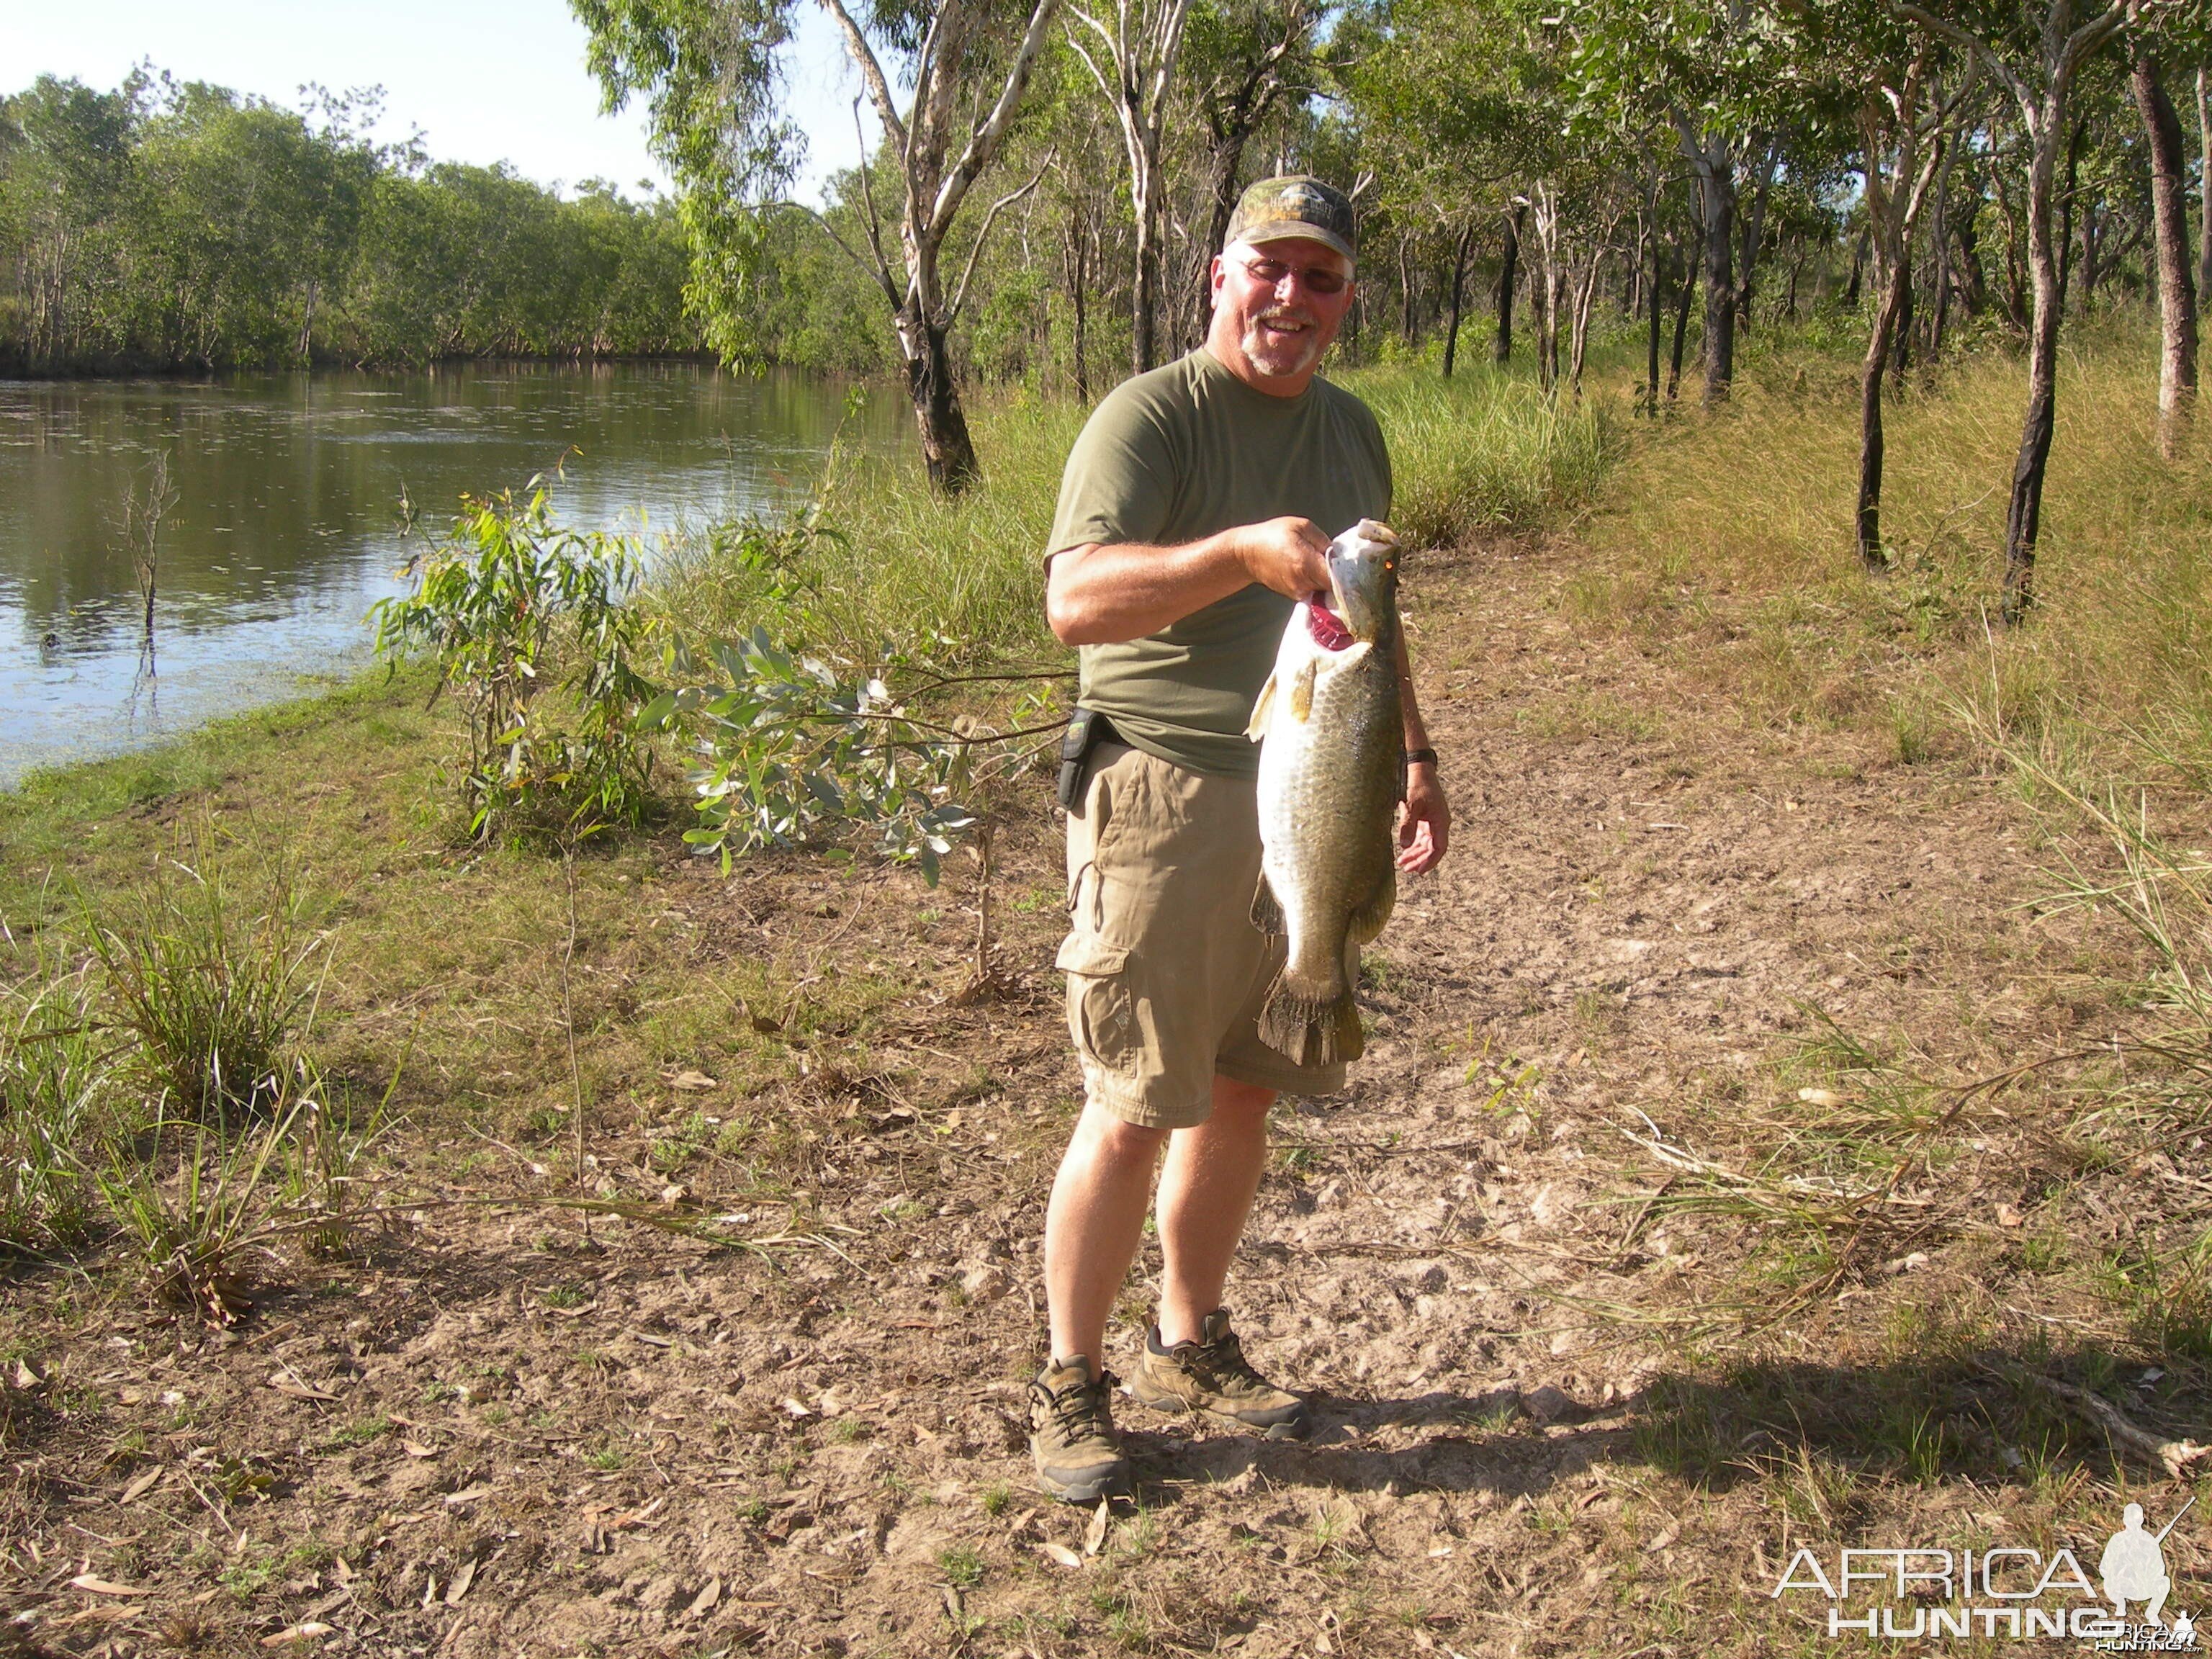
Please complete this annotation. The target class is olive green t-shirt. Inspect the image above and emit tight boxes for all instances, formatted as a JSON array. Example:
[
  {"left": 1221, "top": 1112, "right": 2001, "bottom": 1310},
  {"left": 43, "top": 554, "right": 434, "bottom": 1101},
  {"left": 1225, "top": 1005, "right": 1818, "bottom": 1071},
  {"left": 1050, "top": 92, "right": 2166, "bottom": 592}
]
[{"left": 1046, "top": 348, "right": 1391, "bottom": 780}]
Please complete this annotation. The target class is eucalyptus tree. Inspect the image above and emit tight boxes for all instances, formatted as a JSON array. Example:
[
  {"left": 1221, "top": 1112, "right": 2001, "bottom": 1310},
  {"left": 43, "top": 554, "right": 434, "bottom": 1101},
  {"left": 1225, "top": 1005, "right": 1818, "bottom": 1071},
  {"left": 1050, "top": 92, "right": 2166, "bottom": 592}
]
[
  {"left": 1168, "top": 0, "right": 1330, "bottom": 354},
  {"left": 1562, "top": 0, "right": 1818, "bottom": 403},
  {"left": 1339, "top": 0, "right": 1551, "bottom": 376},
  {"left": 2126, "top": 7, "right": 2206, "bottom": 458},
  {"left": 1823, "top": 14, "right": 1972, "bottom": 570},
  {"left": 1894, "top": 0, "right": 2167, "bottom": 619},
  {"left": 1068, "top": 0, "right": 1195, "bottom": 372},
  {"left": 131, "top": 84, "right": 377, "bottom": 367},
  {"left": 2132, "top": 49, "right": 2195, "bottom": 456},
  {"left": 2198, "top": 71, "right": 2211, "bottom": 307},
  {"left": 576, "top": 0, "right": 1066, "bottom": 490}
]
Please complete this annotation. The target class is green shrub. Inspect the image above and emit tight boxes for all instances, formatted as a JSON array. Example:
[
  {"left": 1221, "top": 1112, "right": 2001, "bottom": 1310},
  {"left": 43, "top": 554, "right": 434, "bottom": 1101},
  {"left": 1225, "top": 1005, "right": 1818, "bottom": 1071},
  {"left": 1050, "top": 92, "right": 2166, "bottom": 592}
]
[{"left": 372, "top": 483, "right": 659, "bottom": 841}]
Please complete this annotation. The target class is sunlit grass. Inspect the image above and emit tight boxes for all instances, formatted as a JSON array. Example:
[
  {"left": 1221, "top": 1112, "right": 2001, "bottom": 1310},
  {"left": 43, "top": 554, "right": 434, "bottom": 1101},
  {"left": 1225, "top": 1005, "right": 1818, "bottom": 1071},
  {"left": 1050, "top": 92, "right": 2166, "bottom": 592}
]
[
  {"left": 651, "top": 356, "right": 1621, "bottom": 667},
  {"left": 1575, "top": 318, "right": 2212, "bottom": 775}
]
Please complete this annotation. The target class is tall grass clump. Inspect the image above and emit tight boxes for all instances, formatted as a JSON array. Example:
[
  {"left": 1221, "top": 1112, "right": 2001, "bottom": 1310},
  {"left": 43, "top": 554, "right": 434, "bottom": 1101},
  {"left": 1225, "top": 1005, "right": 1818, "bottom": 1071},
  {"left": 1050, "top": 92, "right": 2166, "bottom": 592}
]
[
  {"left": 95, "top": 1070, "right": 373, "bottom": 1321},
  {"left": 1359, "top": 364, "right": 1616, "bottom": 549},
  {"left": 0, "top": 958, "right": 107, "bottom": 1251},
  {"left": 79, "top": 830, "right": 326, "bottom": 1121}
]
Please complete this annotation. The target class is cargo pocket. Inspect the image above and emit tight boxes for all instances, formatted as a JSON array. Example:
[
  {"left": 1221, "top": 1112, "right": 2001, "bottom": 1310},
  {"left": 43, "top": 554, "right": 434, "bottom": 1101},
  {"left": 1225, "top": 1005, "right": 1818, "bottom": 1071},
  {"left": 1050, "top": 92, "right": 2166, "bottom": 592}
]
[{"left": 1056, "top": 932, "right": 1140, "bottom": 1076}]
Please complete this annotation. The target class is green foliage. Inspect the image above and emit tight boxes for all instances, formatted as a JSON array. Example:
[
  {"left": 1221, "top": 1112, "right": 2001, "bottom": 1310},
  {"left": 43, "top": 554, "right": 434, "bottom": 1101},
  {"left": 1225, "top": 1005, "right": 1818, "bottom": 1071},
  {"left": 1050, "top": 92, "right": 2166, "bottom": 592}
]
[
  {"left": 575, "top": 0, "right": 807, "bottom": 370},
  {"left": 644, "top": 629, "right": 1057, "bottom": 884},
  {"left": 78, "top": 831, "right": 325, "bottom": 1121},
  {"left": 372, "top": 486, "right": 660, "bottom": 841},
  {"left": 0, "top": 71, "right": 698, "bottom": 372},
  {"left": 99, "top": 1105, "right": 292, "bottom": 1321}
]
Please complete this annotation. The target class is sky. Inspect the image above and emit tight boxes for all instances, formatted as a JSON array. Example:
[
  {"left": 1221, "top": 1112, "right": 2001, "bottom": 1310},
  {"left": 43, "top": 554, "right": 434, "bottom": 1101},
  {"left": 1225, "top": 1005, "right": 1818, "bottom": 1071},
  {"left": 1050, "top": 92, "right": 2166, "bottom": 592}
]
[{"left": 3, "top": 0, "right": 866, "bottom": 201}]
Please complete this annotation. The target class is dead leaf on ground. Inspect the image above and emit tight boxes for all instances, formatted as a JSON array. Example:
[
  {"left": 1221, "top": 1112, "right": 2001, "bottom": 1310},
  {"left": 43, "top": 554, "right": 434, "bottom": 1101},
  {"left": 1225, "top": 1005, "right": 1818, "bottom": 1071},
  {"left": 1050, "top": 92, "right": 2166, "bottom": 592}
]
[
  {"left": 444, "top": 1557, "right": 478, "bottom": 1604},
  {"left": 69, "top": 1575, "right": 150, "bottom": 1597},
  {"left": 1039, "top": 1541, "right": 1083, "bottom": 1568},
  {"left": 400, "top": 1439, "right": 440, "bottom": 1458},
  {"left": 668, "top": 1070, "right": 719, "bottom": 1091},
  {"left": 686, "top": 1575, "right": 722, "bottom": 1617},
  {"left": 120, "top": 1467, "right": 164, "bottom": 1503},
  {"left": 1083, "top": 1498, "right": 1110, "bottom": 1557},
  {"left": 261, "top": 1622, "right": 335, "bottom": 1646}
]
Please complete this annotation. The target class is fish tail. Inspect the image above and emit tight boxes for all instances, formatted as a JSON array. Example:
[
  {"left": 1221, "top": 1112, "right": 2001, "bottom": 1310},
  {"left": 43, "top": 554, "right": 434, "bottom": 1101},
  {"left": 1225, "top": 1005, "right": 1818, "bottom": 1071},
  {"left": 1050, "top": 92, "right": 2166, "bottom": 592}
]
[{"left": 1258, "top": 963, "right": 1365, "bottom": 1067}]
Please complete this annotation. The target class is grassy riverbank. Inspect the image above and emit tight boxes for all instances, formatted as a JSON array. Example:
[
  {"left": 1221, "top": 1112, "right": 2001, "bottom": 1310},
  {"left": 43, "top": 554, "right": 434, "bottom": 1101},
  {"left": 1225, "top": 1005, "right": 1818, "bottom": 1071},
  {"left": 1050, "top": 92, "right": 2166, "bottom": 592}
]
[
  {"left": 7, "top": 325, "right": 2212, "bottom": 1655},
  {"left": 0, "top": 353, "right": 1618, "bottom": 1275}
]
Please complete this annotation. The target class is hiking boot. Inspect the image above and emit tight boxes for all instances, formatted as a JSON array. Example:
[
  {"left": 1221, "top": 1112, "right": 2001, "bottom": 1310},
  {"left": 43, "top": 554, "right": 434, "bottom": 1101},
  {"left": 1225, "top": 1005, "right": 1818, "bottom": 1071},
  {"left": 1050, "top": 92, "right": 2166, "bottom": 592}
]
[
  {"left": 1028, "top": 1356, "right": 1130, "bottom": 1503},
  {"left": 1130, "top": 1309, "right": 1310, "bottom": 1439}
]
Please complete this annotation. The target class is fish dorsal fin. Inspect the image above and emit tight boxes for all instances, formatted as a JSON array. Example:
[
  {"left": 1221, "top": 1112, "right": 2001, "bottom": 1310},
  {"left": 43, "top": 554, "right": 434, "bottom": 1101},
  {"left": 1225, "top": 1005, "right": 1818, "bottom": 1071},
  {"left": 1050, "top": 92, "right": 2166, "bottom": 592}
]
[{"left": 1246, "top": 670, "right": 1278, "bottom": 740}]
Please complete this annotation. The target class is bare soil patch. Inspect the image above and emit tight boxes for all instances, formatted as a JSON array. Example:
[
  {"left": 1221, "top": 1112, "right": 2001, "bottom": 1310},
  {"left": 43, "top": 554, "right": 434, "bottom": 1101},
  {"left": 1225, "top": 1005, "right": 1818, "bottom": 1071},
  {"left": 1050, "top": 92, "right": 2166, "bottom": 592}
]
[{"left": 4, "top": 534, "right": 2204, "bottom": 1657}]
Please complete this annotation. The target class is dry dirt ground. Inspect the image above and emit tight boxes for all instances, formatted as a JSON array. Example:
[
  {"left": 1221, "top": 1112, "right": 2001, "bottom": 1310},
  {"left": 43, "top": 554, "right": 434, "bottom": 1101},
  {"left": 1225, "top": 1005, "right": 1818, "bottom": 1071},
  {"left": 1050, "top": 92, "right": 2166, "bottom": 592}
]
[{"left": 5, "top": 534, "right": 2208, "bottom": 1657}]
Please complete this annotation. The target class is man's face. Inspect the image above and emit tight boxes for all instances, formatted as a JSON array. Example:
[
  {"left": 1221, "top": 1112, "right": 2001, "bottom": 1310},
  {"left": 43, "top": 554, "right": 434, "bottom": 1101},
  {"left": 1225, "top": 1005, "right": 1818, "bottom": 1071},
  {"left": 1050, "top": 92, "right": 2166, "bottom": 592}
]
[{"left": 1208, "top": 235, "right": 1356, "bottom": 390}]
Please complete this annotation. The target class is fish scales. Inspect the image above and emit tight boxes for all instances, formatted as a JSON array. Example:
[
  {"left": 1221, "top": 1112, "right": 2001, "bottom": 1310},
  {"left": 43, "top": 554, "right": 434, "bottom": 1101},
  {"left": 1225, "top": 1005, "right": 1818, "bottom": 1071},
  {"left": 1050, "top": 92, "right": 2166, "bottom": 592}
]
[{"left": 1245, "top": 518, "right": 1403, "bottom": 1066}]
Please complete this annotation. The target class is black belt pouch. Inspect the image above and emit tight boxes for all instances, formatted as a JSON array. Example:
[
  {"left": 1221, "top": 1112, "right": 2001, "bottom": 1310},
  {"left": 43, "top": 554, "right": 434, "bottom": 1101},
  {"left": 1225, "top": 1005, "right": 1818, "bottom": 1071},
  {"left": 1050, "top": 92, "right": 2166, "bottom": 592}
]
[{"left": 1056, "top": 707, "right": 1115, "bottom": 810}]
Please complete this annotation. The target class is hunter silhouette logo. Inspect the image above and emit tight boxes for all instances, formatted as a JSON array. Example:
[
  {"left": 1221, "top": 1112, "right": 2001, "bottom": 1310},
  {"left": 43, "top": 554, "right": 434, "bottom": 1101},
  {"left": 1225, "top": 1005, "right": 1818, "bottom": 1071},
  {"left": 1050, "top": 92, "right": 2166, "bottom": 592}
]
[
  {"left": 2102, "top": 1500, "right": 2188, "bottom": 1627},
  {"left": 1772, "top": 1496, "right": 2200, "bottom": 1645}
]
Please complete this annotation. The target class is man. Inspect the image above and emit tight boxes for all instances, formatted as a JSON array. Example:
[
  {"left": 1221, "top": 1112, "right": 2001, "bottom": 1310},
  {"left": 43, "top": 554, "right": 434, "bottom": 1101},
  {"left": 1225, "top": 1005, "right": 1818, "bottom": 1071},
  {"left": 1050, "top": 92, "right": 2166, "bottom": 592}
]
[{"left": 1030, "top": 175, "right": 1451, "bottom": 1502}]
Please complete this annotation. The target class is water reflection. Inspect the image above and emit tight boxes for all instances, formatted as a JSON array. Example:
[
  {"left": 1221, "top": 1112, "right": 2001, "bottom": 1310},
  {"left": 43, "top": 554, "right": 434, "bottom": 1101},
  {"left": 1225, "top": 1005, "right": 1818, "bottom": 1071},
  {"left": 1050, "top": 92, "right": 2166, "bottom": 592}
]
[{"left": 0, "top": 363, "right": 902, "bottom": 783}]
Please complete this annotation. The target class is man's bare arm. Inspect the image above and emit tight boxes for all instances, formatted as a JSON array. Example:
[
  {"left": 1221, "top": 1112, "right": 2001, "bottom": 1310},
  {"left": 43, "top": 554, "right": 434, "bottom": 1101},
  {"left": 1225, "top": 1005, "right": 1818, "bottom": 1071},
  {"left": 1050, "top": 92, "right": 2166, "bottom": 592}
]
[
  {"left": 1045, "top": 516, "right": 1331, "bottom": 646},
  {"left": 1394, "top": 630, "right": 1450, "bottom": 873}
]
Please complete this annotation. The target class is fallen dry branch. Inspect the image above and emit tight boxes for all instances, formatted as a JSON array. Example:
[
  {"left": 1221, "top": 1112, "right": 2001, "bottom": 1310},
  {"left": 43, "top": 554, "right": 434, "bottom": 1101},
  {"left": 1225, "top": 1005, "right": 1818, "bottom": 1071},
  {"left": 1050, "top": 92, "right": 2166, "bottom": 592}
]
[{"left": 1978, "top": 1359, "right": 2212, "bottom": 1478}]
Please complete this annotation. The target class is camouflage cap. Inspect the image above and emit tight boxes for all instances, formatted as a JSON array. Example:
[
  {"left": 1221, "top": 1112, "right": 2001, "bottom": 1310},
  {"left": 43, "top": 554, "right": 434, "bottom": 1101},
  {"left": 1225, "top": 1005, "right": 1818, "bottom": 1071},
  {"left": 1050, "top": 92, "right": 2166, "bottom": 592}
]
[{"left": 1223, "top": 175, "right": 1357, "bottom": 264}]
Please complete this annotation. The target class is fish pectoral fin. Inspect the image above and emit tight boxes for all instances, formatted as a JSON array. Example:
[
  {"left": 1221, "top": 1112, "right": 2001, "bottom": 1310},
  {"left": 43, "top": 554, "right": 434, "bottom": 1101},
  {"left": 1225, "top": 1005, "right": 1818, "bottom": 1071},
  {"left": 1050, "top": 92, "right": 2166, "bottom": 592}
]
[
  {"left": 1349, "top": 868, "right": 1396, "bottom": 943},
  {"left": 1250, "top": 872, "right": 1286, "bottom": 936},
  {"left": 1247, "top": 670, "right": 1278, "bottom": 740},
  {"left": 1289, "top": 658, "right": 1318, "bottom": 722}
]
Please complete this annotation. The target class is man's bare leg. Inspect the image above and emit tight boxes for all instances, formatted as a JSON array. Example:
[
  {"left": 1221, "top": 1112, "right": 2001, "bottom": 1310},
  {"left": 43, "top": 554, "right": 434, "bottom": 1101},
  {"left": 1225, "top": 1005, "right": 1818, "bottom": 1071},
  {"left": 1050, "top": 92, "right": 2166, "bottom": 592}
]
[
  {"left": 1044, "top": 1102, "right": 1169, "bottom": 1370},
  {"left": 1155, "top": 1076, "right": 1274, "bottom": 1345}
]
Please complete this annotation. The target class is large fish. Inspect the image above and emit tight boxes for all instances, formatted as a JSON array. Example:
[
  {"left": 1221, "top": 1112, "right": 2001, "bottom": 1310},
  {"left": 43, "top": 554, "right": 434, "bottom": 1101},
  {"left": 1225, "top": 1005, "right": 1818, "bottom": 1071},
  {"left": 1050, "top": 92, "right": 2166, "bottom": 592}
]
[{"left": 1245, "top": 518, "right": 1404, "bottom": 1067}]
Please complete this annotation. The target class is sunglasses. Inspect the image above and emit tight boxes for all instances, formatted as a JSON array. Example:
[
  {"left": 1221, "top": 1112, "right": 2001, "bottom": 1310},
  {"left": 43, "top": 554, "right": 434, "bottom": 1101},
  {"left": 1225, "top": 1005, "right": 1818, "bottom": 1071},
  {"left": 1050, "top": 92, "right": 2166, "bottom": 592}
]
[{"left": 1230, "top": 253, "right": 1352, "bottom": 296}]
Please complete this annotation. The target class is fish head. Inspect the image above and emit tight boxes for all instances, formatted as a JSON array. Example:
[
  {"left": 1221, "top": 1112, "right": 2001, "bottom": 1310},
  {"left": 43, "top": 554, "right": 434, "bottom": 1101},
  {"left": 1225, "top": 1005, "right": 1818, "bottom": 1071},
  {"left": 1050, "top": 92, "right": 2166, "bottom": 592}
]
[{"left": 1311, "top": 518, "right": 1399, "bottom": 648}]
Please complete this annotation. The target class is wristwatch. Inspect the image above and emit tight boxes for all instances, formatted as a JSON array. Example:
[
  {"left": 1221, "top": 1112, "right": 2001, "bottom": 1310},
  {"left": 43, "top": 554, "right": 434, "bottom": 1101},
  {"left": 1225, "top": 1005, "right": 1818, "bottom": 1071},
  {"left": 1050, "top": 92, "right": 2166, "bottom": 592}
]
[{"left": 1405, "top": 746, "right": 1439, "bottom": 768}]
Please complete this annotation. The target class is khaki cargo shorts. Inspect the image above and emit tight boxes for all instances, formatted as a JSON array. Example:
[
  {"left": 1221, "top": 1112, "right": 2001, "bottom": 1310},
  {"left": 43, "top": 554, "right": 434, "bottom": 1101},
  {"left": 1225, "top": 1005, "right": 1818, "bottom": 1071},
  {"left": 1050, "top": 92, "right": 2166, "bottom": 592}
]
[{"left": 1058, "top": 742, "right": 1347, "bottom": 1129}]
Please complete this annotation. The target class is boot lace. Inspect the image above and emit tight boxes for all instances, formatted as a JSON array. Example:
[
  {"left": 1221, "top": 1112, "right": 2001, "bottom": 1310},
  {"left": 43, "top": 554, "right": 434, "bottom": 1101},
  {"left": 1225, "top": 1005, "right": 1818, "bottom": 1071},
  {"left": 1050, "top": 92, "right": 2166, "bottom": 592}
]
[
  {"left": 1039, "top": 1370, "right": 1117, "bottom": 1440},
  {"left": 1184, "top": 1331, "right": 1268, "bottom": 1396}
]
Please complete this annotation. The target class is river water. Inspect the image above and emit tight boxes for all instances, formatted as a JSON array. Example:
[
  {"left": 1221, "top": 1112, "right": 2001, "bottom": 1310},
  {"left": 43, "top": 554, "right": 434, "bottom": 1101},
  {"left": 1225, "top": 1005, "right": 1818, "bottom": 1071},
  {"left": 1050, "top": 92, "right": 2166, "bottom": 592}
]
[{"left": 0, "top": 364, "right": 905, "bottom": 786}]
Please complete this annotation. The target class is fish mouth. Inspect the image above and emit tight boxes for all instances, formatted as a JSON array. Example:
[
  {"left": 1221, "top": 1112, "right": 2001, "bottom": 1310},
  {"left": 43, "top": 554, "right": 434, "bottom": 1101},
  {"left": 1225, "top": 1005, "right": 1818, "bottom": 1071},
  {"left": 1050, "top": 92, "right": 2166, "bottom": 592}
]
[
  {"left": 1305, "top": 554, "right": 1360, "bottom": 650},
  {"left": 1306, "top": 593, "right": 1355, "bottom": 651}
]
